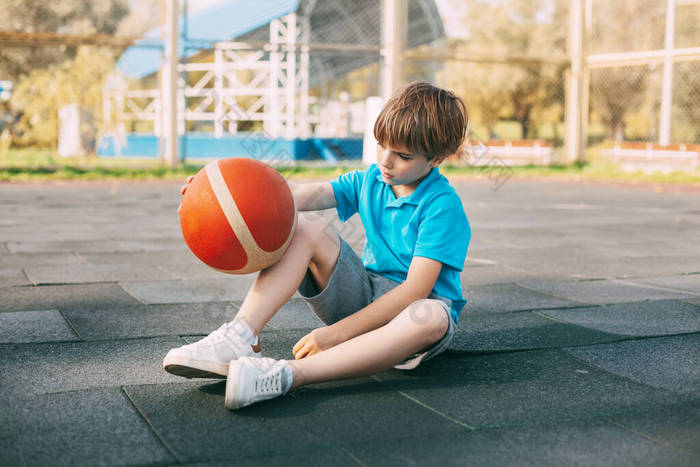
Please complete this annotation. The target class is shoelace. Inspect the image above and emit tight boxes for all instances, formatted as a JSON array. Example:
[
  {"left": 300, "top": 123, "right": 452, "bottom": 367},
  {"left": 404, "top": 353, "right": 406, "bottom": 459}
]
[{"left": 254, "top": 368, "right": 281, "bottom": 396}]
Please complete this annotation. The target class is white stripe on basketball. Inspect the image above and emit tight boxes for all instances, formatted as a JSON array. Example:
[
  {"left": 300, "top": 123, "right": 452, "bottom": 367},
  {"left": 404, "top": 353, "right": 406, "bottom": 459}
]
[
  {"left": 205, "top": 161, "right": 259, "bottom": 254},
  {"left": 205, "top": 160, "right": 296, "bottom": 273}
]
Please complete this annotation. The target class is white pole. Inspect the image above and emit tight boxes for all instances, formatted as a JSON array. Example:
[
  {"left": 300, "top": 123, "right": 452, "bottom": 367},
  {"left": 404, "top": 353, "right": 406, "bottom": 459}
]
[
  {"left": 659, "top": 0, "right": 676, "bottom": 146},
  {"left": 267, "top": 19, "right": 282, "bottom": 138},
  {"left": 580, "top": 0, "right": 592, "bottom": 159},
  {"left": 380, "top": 0, "right": 407, "bottom": 101},
  {"left": 299, "top": 14, "right": 310, "bottom": 139},
  {"left": 163, "top": 0, "right": 179, "bottom": 167},
  {"left": 214, "top": 48, "right": 224, "bottom": 138},
  {"left": 363, "top": 96, "right": 384, "bottom": 165},
  {"left": 285, "top": 14, "right": 297, "bottom": 140},
  {"left": 565, "top": 0, "right": 584, "bottom": 163},
  {"left": 103, "top": 86, "right": 111, "bottom": 137}
]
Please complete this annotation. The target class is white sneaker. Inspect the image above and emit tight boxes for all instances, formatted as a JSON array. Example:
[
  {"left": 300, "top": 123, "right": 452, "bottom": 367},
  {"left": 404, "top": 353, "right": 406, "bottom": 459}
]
[
  {"left": 163, "top": 321, "right": 261, "bottom": 378},
  {"left": 225, "top": 357, "right": 292, "bottom": 410}
]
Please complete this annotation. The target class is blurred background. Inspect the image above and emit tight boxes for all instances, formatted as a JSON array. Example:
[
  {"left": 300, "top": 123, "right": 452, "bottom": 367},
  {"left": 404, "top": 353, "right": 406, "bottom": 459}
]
[{"left": 0, "top": 0, "right": 698, "bottom": 174}]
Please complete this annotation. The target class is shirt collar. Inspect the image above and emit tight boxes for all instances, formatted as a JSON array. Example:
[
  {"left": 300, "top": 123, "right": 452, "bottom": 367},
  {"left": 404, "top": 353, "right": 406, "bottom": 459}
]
[{"left": 378, "top": 166, "right": 441, "bottom": 208}]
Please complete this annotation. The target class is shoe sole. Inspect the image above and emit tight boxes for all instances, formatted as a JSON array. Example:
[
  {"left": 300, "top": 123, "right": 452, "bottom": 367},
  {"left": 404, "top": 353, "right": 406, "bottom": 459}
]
[
  {"left": 225, "top": 360, "right": 242, "bottom": 410},
  {"left": 163, "top": 352, "right": 262, "bottom": 379},
  {"left": 163, "top": 355, "right": 229, "bottom": 379}
]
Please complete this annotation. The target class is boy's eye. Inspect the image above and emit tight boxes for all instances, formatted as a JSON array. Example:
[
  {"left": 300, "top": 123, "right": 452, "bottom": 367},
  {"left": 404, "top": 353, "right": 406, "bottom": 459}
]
[{"left": 397, "top": 153, "right": 411, "bottom": 161}]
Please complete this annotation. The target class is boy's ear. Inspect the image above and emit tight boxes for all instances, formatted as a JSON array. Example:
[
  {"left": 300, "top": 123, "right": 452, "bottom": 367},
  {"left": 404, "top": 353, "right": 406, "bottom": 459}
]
[{"left": 430, "top": 155, "right": 448, "bottom": 167}]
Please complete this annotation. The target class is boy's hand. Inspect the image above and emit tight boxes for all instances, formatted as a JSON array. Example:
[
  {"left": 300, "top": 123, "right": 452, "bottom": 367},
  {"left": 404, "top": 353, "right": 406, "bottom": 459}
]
[
  {"left": 292, "top": 326, "right": 339, "bottom": 359},
  {"left": 177, "top": 175, "right": 195, "bottom": 214}
]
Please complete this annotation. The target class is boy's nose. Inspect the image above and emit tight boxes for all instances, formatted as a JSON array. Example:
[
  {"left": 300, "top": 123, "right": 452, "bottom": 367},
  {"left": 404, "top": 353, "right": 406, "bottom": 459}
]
[{"left": 381, "top": 153, "right": 393, "bottom": 168}]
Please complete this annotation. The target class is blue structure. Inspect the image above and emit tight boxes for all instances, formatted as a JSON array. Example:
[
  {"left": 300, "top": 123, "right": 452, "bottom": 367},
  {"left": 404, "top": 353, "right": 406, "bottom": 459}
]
[{"left": 98, "top": 132, "right": 363, "bottom": 162}]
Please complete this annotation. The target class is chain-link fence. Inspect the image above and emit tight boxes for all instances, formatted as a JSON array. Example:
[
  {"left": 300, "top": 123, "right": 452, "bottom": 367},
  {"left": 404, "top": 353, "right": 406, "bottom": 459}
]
[
  {"left": 1, "top": 0, "right": 698, "bottom": 169},
  {"left": 673, "top": 61, "right": 700, "bottom": 143},
  {"left": 587, "top": 0, "right": 700, "bottom": 160},
  {"left": 433, "top": 61, "right": 567, "bottom": 144},
  {"left": 589, "top": 65, "right": 659, "bottom": 144}
]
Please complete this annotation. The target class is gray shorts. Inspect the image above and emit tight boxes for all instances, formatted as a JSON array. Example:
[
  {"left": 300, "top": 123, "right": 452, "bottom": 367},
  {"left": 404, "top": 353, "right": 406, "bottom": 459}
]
[{"left": 298, "top": 238, "right": 456, "bottom": 370}]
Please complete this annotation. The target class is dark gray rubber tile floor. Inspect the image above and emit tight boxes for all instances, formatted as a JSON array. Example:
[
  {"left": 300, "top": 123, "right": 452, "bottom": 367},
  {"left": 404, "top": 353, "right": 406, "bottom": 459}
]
[{"left": 1, "top": 178, "right": 699, "bottom": 466}]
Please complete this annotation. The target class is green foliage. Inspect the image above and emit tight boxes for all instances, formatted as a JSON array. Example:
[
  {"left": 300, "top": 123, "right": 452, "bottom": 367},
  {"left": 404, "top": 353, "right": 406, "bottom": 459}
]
[
  {"left": 0, "top": 0, "right": 160, "bottom": 149},
  {"left": 673, "top": 63, "right": 700, "bottom": 143},
  {"left": 588, "top": 0, "right": 665, "bottom": 142},
  {"left": 439, "top": 0, "right": 568, "bottom": 142},
  {"left": 0, "top": 0, "right": 129, "bottom": 81},
  {"left": 9, "top": 47, "right": 117, "bottom": 148},
  {"left": 492, "top": 121, "right": 523, "bottom": 140},
  {"left": 0, "top": 147, "right": 198, "bottom": 181}
]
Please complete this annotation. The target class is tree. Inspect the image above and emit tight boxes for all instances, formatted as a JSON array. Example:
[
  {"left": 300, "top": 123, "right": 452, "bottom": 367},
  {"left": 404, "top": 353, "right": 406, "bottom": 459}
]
[
  {"left": 0, "top": 0, "right": 163, "bottom": 148},
  {"left": 588, "top": 0, "right": 666, "bottom": 141},
  {"left": 0, "top": 0, "right": 130, "bottom": 82},
  {"left": 10, "top": 47, "right": 118, "bottom": 148},
  {"left": 439, "top": 48, "right": 513, "bottom": 139},
  {"left": 442, "top": 0, "right": 568, "bottom": 140},
  {"left": 670, "top": 2, "right": 699, "bottom": 143},
  {"left": 674, "top": 63, "right": 700, "bottom": 143}
]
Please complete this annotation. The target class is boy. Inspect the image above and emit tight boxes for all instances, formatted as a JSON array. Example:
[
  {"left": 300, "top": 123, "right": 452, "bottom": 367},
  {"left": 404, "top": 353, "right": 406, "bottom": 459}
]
[{"left": 163, "top": 81, "right": 471, "bottom": 410}]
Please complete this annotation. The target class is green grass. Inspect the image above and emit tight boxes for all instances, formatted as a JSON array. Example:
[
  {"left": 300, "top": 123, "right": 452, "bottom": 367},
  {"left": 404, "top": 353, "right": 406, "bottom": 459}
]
[
  {"left": 0, "top": 148, "right": 364, "bottom": 182},
  {"left": 1, "top": 147, "right": 699, "bottom": 186},
  {"left": 441, "top": 163, "right": 700, "bottom": 186},
  {"left": 0, "top": 148, "right": 203, "bottom": 181}
]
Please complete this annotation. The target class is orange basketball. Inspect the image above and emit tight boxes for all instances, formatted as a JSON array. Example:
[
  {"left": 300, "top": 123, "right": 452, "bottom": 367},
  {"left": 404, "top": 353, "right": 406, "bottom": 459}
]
[{"left": 179, "top": 158, "right": 297, "bottom": 274}]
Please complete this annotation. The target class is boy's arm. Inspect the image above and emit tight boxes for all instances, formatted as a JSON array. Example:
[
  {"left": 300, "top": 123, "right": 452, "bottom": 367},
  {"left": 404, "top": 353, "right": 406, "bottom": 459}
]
[
  {"left": 178, "top": 178, "right": 337, "bottom": 213},
  {"left": 329, "top": 256, "right": 443, "bottom": 343},
  {"left": 289, "top": 181, "right": 338, "bottom": 212}
]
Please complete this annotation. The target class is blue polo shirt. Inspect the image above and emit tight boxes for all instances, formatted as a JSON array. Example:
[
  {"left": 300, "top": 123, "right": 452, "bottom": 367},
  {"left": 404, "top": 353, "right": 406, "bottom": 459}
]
[{"left": 330, "top": 164, "right": 470, "bottom": 321}]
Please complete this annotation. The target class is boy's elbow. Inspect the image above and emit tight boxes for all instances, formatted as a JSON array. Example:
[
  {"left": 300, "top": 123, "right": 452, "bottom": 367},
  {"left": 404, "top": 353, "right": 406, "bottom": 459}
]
[
  {"left": 290, "top": 184, "right": 312, "bottom": 211},
  {"left": 401, "top": 281, "right": 434, "bottom": 301},
  {"left": 292, "top": 182, "right": 336, "bottom": 211}
]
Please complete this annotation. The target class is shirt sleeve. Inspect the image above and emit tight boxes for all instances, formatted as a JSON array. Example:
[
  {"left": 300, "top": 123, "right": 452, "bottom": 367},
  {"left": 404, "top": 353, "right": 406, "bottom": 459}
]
[
  {"left": 329, "top": 168, "right": 366, "bottom": 222},
  {"left": 414, "top": 193, "right": 471, "bottom": 271}
]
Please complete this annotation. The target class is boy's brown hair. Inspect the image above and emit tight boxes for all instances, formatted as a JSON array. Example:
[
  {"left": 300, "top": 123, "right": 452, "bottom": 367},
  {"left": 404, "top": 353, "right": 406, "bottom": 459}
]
[{"left": 374, "top": 81, "right": 468, "bottom": 160}]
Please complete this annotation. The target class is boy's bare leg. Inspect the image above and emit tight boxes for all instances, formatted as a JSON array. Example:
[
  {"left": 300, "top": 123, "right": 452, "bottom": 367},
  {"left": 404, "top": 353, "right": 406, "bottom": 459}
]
[
  {"left": 287, "top": 299, "right": 449, "bottom": 388},
  {"left": 234, "top": 213, "right": 341, "bottom": 334}
]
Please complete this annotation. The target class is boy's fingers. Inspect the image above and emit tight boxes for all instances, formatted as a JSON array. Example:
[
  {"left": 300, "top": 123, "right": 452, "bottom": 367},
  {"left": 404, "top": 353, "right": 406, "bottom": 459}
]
[
  {"left": 180, "top": 176, "right": 194, "bottom": 195},
  {"left": 292, "top": 336, "right": 306, "bottom": 354},
  {"left": 294, "top": 343, "right": 311, "bottom": 359},
  {"left": 299, "top": 344, "right": 311, "bottom": 358}
]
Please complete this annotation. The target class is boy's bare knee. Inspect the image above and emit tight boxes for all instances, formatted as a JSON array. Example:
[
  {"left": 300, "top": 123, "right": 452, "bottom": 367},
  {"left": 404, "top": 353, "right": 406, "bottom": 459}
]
[
  {"left": 296, "top": 212, "right": 340, "bottom": 275},
  {"left": 297, "top": 213, "right": 334, "bottom": 240},
  {"left": 296, "top": 213, "right": 328, "bottom": 245},
  {"left": 402, "top": 299, "right": 449, "bottom": 344},
  {"left": 296, "top": 212, "right": 321, "bottom": 231}
]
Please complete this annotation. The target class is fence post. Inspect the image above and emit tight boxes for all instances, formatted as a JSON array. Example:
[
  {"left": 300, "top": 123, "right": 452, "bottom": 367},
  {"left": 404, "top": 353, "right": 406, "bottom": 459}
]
[
  {"left": 580, "top": 0, "right": 592, "bottom": 160},
  {"left": 659, "top": 0, "right": 676, "bottom": 147},
  {"left": 163, "top": 0, "right": 179, "bottom": 167},
  {"left": 381, "top": 0, "right": 407, "bottom": 101},
  {"left": 284, "top": 14, "right": 297, "bottom": 140},
  {"left": 565, "top": 0, "right": 585, "bottom": 164}
]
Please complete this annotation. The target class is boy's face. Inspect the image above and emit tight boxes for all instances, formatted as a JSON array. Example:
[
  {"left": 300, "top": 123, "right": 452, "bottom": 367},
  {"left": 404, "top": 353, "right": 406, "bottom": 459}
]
[{"left": 377, "top": 143, "right": 444, "bottom": 194}]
